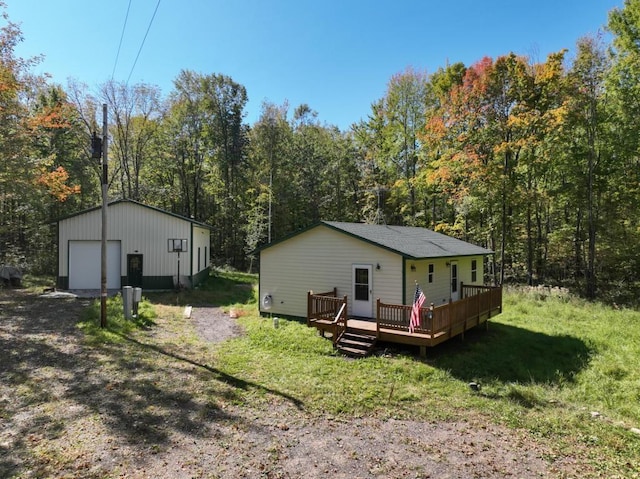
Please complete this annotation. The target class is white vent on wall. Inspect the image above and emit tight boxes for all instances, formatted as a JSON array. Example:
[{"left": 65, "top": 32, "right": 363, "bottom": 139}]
[{"left": 261, "top": 293, "right": 273, "bottom": 311}]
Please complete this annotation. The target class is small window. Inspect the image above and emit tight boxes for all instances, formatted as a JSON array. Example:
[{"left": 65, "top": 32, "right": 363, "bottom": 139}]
[
  {"left": 471, "top": 259, "right": 477, "bottom": 283},
  {"left": 204, "top": 247, "right": 208, "bottom": 267},
  {"left": 198, "top": 247, "right": 201, "bottom": 271},
  {"left": 428, "top": 264, "right": 434, "bottom": 283},
  {"left": 354, "top": 267, "right": 369, "bottom": 301}
]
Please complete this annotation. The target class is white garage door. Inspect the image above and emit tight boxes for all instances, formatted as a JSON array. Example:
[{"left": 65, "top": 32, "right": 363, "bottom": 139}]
[{"left": 69, "top": 241, "right": 121, "bottom": 290}]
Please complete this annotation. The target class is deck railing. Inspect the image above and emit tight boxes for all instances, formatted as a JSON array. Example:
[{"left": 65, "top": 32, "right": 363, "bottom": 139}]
[
  {"left": 307, "top": 289, "right": 348, "bottom": 344},
  {"left": 306, "top": 288, "right": 337, "bottom": 325},
  {"left": 376, "top": 285, "right": 502, "bottom": 337},
  {"left": 307, "top": 285, "right": 502, "bottom": 348},
  {"left": 462, "top": 283, "right": 502, "bottom": 315}
]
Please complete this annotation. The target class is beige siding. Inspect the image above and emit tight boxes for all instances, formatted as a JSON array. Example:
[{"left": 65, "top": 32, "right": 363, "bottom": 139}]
[
  {"left": 59, "top": 202, "right": 198, "bottom": 278},
  {"left": 404, "top": 255, "right": 486, "bottom": 306},
  {"left": 191, "top": 226, "right": 210, "bottom": 274},
  {"left": 260, "top": 225, "right": 402, "bottom": 318}
]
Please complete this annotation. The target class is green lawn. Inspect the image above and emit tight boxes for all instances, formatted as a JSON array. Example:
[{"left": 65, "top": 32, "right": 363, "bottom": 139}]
[{"left": 88, "top": 272, "right": 640, "bottom": 477}]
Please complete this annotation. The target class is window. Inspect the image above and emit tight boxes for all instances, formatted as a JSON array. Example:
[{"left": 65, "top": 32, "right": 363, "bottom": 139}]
[
  {"left": 471, "top": 259, "right": 477, "bottom": 283},
  {"left": 204, "top": 247, "right": 208, "bottom": 267},
  {"left": 198, "top": 247, "right": 201, "bottom": 271},
  {"left": 428, "top": 264, "right": 434, "bottom": 283},
  {"left": 354, "top": 267, "right": 369, "bottom": 301},
  {"left": 451, "top": 263, "right": 458, "bottom": 293}
]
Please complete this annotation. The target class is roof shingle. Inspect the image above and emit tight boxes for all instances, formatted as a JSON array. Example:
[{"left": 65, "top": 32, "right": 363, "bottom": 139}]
[{"left": 322, "top": 221, "right": 492, "bottom": 259}]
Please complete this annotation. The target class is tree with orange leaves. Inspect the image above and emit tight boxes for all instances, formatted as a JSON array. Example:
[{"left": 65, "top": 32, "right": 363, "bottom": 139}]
[
  {"left": 420, "top": 51, "right": 569, "bottom": 285},
  {"left": 36, "top": 165, "right": 80, "bottom": 202}
]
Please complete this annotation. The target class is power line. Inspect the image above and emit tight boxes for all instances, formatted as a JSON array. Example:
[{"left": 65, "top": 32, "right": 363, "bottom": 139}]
[
  {"left": 111, "top": 0, "right": 132, "bottom": 80},
  {"left": 126, "top": 0, "right": 162, "bottom": 85}
]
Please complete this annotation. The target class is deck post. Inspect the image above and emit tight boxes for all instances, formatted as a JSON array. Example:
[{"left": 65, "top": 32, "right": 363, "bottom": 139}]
[
  {"left": 428, "top": 303, "right": 434, "bottom": 333},
  {"left": 307, "top": 291, "right": 311, "bottom": 326},
  {"left": 489, "top": 287, "right": 493, "bottom": 318},
  {"left": 485, "top": 287, "right": 490, "bottom": 331},
  {"left": 419, "top": 345, "right": 426, "bottom": 358},
  {"left": 376, "top": 298, "right": 380, "bottom": 339},
  {"left": 461, "top": 302, "right": 465, "bottom": 342},
  {"left": 448, "top": 298, "right": 453, "bottom": 338}
]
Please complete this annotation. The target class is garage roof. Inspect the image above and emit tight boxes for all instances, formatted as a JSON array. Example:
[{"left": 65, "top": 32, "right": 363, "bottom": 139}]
[{"left": 56, "top": 199, "right": 214, "bottom": 229}]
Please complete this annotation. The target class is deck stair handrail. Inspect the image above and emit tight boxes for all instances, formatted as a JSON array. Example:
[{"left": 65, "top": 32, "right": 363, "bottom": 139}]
[{"left": 331, "top": 302, "right": 347, "bottom": 344}]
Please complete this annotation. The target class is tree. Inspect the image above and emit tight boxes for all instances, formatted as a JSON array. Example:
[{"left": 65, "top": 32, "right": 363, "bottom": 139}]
[
  {"left": 100, "top": 80, "right": 163, "bottom": 201},
  {"left": 164, "top": 70, "right": 249, "bottom": 267},
  {"left": 596, "top": 1, "right": 640, "bottom": 298},
  {"left": 354, "top": 68, "right": 430, "bottom": 225},
  {"left": 562, "top": 37, "right": 611, "bottom": 298},
  {"left": 246, "top": 101, "right": 292, "bottom": 251},
  {"left": 0, "top": 3, "right": 46, "bottom": 267}
]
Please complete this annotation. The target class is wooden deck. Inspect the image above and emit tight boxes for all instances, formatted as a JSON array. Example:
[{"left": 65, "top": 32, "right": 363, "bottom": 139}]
[{"left": 307, "top": 285, "right": 502, "bottom": 357}]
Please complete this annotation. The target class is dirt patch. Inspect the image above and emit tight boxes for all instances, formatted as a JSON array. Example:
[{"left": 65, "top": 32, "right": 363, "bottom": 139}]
[{"left": 0, "top": 289, "right": 585, "bottom": 478}]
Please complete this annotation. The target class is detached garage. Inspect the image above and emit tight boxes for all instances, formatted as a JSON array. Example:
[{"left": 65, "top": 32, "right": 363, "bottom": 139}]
[{"left": 57, "top": 199, "right": 213, "bottom": 291}]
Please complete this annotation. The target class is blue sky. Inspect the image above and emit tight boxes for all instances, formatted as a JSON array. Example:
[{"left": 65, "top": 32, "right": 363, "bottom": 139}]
[{"left": 6, "top": 0, "right": 623, "bottom": 130}]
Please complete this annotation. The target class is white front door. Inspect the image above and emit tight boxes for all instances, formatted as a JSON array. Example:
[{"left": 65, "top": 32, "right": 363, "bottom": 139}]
[
  {"left": 352, "top": 264, "right": 373, "bottom": 318},
  {"left": 450, "top": 261, "right": 459, "bottom": 301}
]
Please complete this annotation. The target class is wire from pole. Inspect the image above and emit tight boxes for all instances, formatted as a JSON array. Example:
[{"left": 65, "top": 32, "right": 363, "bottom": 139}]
[
  {"left": 126, "top": 0, "right": 162, "bottom": 85},
  {"left": 111, "top": 0, "right": 132, "bottom": 80}
]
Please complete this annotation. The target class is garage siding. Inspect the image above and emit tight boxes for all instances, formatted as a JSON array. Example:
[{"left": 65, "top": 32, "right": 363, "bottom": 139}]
[
  {"left": 60, "top": 204, "right": 190, "bottom": 278},
  {"left": 58, "top": 201, "right": 211, "bottom": 290}
]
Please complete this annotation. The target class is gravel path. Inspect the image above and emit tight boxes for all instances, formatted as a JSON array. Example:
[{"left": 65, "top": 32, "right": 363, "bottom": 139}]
[{"left": 191, "top": 305, "right": 243, "bottom": 343}]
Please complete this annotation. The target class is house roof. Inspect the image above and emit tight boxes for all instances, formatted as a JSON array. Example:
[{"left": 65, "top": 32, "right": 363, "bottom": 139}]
[
  {"left": 56, "top": 199, "right": 214, "bottom": 230},
  {"left": 263, "top": 221, "right": 493, "bottom": 259}
]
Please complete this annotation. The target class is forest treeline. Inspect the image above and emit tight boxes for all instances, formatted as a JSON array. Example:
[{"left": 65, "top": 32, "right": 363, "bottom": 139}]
[{"left": 2, "top": 2, "right": 640, "bottom": 303}]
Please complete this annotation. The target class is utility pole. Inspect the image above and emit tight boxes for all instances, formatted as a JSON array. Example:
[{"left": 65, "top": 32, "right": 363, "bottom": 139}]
[
  {"left": 268, "top": 170, "right": 272, "bottom": 243},
  {"left": 100, "top": 104, "right": 108, "bottom": 328}
]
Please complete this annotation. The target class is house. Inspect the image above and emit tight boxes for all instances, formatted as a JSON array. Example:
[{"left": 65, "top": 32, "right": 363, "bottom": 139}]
[
  {"left": 57, "top": 199, "right": 212, "bottom": 291},
  {"left": 259, "top": 221, "right": 493, "bottom": 320}
]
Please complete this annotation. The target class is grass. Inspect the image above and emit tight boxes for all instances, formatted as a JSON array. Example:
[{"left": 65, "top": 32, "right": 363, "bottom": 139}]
[
  {"left": 79, "top": 293, "right": 157, "bottom": 342},
  {"left": 145, "top": 268, "right": 256, "bottom": 309},
  {"left": 84, "top": 271, "right": 640, "bottom": 477},
  {"left": 5, "top": 273, "right": 56, "bottom": 293}
]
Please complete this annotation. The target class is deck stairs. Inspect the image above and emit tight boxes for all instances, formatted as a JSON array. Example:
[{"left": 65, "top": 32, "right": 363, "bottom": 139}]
[{"left": 336, "top": 330, "right": 377, "bottom": 358}]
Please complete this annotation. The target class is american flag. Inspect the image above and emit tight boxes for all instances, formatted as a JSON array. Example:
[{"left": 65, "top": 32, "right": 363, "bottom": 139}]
[{"left": 409, "top": 284, "right": 426, "bottom": 333}]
